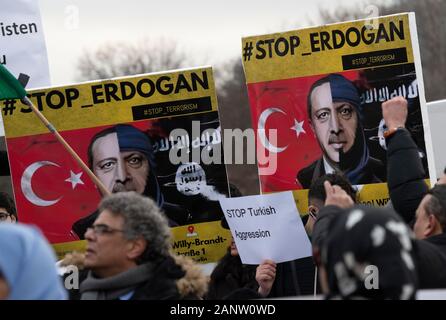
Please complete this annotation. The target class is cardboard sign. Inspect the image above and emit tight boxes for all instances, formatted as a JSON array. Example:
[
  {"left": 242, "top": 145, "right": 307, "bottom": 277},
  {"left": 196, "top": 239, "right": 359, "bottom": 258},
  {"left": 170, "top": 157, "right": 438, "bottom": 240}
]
[{"left": 220, "top": 191, "right": 312, "bottom": 264}]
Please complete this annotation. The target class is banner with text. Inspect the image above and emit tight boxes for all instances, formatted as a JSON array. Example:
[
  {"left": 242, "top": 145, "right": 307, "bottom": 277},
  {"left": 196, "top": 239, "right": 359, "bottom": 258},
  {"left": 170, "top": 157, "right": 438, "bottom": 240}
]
[
  {"left": 0, "top": 0, "right": 51, "bottom": 136},
  {"left": 242, "top": 13, "right": 433, "bottom": 210},
  {"left": 219, "top": 191, "right": 312, "bottom": 265},
  {"left": 3, "top": 67, "right": 231, "bottom": 263}
]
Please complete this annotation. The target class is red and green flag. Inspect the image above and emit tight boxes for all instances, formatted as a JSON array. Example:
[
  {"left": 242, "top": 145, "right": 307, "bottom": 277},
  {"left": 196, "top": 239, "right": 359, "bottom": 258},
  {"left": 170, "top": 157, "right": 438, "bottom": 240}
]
[{"left": 0, "top": 64, "right": 27, "bottom": 100}]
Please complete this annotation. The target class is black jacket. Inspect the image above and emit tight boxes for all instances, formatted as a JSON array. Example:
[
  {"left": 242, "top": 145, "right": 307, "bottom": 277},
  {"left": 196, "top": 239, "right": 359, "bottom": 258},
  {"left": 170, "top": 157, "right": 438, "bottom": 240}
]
[
  {"left": 314, "top": 205, "right": 446, "bottom": 290},
  {"left": 425, "top": 233, "right": 446, "bottom": 254},
  {"left": 386, "top": 128, "right": 428, "bottom": 224},
  {"left": 413, "top": 234, "right": 446, "bottom": 289},
  {"left": 206, "top": 250, "right": 258, "bottom": 300},
  {"left": 266, "top": 257, "right": 317, "bottom": 298},
  {"left": 130, "top": 255, "right": 202, "bottom": 300}
]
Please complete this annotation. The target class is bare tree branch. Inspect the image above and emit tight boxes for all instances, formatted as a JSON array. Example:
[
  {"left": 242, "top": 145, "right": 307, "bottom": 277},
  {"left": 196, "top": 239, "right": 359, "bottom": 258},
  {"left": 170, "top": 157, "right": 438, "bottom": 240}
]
[{"left": 76, "top": 38, "right": 190, "bottom": 81}]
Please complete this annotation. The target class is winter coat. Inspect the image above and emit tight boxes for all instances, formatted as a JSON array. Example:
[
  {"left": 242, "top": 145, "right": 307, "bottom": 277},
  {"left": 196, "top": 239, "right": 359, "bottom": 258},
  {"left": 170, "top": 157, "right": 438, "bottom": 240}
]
[
  {"left": 386, "top": 128, "right": 428, "bottom": 224},
  {"left": 62, "top": 254, "right": 208, "bottom": 300},
  {"left": 317, "top": 205, "right": 418, "bottom": 299},
  {"left": 266, "top": 257, "right": 317, "bottom": 298},
  {"left": 413, "top": 236, "right": 446, "bottom": 289},
  {"left": 205, "top": 250, "right": 258, "bottom": 300},
  {"left": 314, "top": 205, "right": 446, "bottom": 291}
]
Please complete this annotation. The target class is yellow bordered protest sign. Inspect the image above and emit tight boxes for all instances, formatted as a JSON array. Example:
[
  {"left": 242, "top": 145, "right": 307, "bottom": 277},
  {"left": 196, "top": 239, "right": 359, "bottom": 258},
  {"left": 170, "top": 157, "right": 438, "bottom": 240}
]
[
  {"left": 241, "top": 13, "right": 432, "bottom": 215},
  {"left": 3, "top": 67, "right": 231, "bottom": 263}
]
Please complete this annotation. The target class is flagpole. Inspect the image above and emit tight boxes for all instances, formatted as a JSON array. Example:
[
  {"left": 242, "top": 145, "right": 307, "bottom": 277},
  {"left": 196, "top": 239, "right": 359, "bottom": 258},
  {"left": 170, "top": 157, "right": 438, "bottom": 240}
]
[{"left": 21, "top": 96, "right": 111, "bottom": 197}]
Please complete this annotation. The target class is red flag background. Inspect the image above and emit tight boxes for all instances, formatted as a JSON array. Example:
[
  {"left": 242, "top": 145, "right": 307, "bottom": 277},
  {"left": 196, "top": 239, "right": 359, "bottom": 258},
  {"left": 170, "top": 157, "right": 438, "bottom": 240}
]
[
  {"left": 7, "top": 122, "right": 149, "bottom": 243},
  {"left": 247, "top": 71, "right": 359, "bottom": 192}
]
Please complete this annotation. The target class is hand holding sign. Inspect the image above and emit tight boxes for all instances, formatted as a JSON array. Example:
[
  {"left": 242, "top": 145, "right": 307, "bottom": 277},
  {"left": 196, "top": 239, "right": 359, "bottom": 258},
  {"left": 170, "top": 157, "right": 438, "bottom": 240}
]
[
  {"left": 219, "top": 191, "right": 312, "bottom": 264},
  {"left": 256, "top": 259, "right": 277, "bottom": 297}
]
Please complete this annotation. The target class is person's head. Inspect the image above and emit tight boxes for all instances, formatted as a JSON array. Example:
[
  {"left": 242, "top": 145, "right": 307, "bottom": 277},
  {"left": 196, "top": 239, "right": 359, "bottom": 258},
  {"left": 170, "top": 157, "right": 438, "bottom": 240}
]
[
  {"left": 89, "top": 125, "right": 151, "bottom": 195},
  {"left": 0, "top": 192, "right": 17, "bottom": 223},
  {"left": 88, "top": 124, "right": 163, "bottom": 207},
  {"left": 318, "top": 206, "right": 418, "bottom": 299},
  {"left": 305, "top": 173, "right": 357, "bottom": 234},
  {"left": 414, "top": 184, "right": 446, "bottom": 239},
  {"left": 307, "top": 74, "right": 361, "bottom": 166},
  {"left": 84, "top": 191, "right": 171, "bottom": 278},
  {"left": 0, "top": 224, "right": 67, "bottom": 300}
]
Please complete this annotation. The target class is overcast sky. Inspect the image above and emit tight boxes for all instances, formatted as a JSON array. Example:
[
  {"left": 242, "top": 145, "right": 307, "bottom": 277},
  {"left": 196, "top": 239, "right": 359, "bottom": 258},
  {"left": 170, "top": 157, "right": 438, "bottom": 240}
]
[{"left": 38, "top": 0, "right": 384, "bottom": 85}]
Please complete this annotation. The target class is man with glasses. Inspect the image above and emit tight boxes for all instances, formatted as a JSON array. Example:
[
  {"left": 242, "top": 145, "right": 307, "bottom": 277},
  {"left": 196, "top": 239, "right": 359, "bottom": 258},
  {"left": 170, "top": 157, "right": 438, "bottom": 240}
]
[
  {"left": 75, "top": 191, "right": 206, "bottom": 300},
  {"left": 0, "top": 192, "right": 17, "bottom": 223}
]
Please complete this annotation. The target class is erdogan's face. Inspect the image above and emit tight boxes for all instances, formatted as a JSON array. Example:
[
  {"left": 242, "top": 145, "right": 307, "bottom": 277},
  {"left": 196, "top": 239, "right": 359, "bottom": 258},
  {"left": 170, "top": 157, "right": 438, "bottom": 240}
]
[
  {"left": 92, "top": 132, "right": 149, "bottom": 195},
  {"left": 310, "top": 82, "right": 357, "bottom": 164}
]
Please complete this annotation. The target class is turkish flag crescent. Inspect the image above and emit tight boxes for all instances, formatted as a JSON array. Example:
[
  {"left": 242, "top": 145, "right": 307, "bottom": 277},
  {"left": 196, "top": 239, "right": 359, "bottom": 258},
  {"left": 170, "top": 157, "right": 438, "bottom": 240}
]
[{"left": 7, "top": 129, "right": 101, "bottom": 243}]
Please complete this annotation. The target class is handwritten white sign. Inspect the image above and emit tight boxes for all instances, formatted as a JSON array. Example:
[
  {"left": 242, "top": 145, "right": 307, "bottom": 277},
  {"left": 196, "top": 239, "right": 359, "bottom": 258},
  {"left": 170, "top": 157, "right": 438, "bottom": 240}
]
[
  {"left": 0, "top": 0, "right": 51, "bottom": 136},
  {"left": 219, "top": 191, "right": 312, "bottom": 264}
]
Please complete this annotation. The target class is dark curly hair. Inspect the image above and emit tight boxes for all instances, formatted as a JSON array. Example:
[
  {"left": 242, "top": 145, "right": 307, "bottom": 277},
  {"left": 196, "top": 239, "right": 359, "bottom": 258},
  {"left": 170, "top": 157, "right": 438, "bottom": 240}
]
[{"left": 0, "top": 192, "right": 17, "bottom": 221}]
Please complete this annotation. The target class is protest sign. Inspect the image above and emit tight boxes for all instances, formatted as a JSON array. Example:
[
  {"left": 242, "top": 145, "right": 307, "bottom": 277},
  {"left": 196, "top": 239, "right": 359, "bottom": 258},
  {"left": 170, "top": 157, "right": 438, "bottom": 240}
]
[
  {"left": 427, "top": 99, "right": 446, "bottom": 182},
  {"left": 219, "top": 191, "right": 312, "bottom": 265},
  {"left": 2, "top": 67, "right": 231, "bottom": 263},
  {"left": 0, "top": 0, "right": 51, "bottom": 136},
  {"left": 242, "top": 13, "right": 432, "bottom": 213}
]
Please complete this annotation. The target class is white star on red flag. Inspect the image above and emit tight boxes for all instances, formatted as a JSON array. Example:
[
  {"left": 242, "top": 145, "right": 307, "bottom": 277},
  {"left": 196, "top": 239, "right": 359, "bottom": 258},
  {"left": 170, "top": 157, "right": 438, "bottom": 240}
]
[
  {"left": 65, "top": 171, "right": 84, "bottom": 189},
  {"left": 291, "top": 119, "right": 306, "bottom": 138}
]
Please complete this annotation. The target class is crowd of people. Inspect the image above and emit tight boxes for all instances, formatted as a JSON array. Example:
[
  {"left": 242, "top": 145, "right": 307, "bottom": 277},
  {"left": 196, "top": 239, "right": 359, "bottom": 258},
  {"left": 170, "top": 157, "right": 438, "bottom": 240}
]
[{"left": 1, "top": 95, "right": 446, "bottom": 300}]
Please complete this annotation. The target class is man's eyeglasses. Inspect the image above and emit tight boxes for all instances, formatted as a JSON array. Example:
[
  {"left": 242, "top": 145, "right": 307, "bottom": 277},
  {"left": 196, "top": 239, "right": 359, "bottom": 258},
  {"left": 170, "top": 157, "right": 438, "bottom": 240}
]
[
  {"left": 87, "top": 224, "right": 125, "bottom": 236},
  {"left": 0, "top": 212, "right": 11, "bottom": 221}
]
